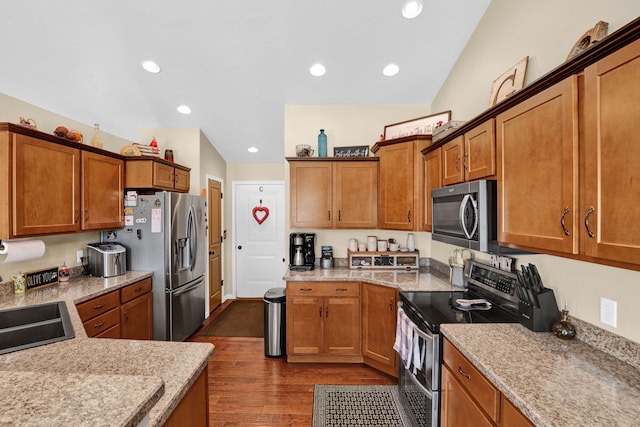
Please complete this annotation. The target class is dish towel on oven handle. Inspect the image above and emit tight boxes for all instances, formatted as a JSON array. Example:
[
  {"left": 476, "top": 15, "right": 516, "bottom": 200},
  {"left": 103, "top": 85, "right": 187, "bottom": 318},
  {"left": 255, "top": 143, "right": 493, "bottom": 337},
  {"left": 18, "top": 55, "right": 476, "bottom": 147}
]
[{"left": 393, "top": 307, "right": 414, "bottom": 369}]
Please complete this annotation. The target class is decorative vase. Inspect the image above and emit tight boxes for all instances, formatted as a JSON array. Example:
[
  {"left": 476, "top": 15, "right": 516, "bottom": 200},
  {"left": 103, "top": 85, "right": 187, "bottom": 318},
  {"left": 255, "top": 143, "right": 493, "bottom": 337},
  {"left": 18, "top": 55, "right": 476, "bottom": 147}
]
[
  {"left": 318, "top": 129, "right": 327, "bottom": 157},
  {"left": 90, "top": 123, "right": 103, "bottom": 149},
  {"left": 553, "top": 308, "right": 577, "bottom": 340}
]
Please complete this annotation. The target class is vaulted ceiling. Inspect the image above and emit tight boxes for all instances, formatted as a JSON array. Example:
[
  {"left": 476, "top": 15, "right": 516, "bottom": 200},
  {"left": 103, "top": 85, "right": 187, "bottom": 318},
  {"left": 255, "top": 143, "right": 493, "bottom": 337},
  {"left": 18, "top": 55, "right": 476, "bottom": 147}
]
[{"left": 0, "top": 1, "right": 491, "bottom": 162}]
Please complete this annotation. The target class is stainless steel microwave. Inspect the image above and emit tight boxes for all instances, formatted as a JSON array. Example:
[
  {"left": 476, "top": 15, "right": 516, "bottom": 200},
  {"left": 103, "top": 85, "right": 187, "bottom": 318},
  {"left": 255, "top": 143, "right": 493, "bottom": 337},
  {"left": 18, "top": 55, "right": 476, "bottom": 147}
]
[{"left": 431, "top": 180, "right": 497, "bottom": 252}]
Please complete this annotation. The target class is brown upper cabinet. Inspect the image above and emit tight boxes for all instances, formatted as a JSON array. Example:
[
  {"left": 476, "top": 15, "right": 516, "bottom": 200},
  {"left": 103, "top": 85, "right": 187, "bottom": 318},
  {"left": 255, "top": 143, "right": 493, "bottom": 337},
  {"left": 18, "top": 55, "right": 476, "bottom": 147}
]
[
  {"left": 582, "top": 38, "right": 640, "bottom": 265},
  {"left": 422, "top": 18, "right": 640, "bottom": 270},
  {"left": 442, "top": 120, "right": 496, "bottom": 186},
  {"left": 497, "top": 76, "right": 579, "bottom": 255},
  {"left": 125, "top": 157, "right": 191, "bottom": 193},
  {"left": 497, "top": 38, "right": 640, "bottom": 268},
  {"left": 423, "top": 147, "right": 442, "bottom": 232},
  {"left": 374, "top": 136, "right": 431, "bottom": 231},
  {"left": 0, "top": 123, "right": 124, "bottom": 239},
  {"left": 288, "top": 158, "right": 378, "bottom": 229}
]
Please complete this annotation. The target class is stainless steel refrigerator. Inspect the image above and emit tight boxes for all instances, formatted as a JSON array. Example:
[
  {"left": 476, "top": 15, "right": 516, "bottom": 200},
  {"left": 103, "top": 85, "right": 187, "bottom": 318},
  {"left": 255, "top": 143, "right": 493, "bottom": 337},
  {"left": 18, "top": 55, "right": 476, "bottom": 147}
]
[{"left": 104, "top": 191, "right": 207, "bottom": 341}]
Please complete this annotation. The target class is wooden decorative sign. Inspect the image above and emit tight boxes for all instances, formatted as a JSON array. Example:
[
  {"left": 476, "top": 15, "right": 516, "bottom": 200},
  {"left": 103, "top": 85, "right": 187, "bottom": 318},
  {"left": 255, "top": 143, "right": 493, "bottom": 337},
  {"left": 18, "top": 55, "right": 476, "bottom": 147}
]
[
  {"left": 25, "top": 266, "right": 59, "bottom": 290},
  {"left": 489, "top": 57, "right": 529, "bottom": 107}
]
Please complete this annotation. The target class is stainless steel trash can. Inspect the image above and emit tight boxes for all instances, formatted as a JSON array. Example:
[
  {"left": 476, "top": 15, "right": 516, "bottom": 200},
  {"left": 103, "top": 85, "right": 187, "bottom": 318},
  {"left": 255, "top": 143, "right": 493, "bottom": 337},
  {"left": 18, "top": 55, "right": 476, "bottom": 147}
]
[{"left": 264, "top": 287, "right": 286, "bottom": 357}]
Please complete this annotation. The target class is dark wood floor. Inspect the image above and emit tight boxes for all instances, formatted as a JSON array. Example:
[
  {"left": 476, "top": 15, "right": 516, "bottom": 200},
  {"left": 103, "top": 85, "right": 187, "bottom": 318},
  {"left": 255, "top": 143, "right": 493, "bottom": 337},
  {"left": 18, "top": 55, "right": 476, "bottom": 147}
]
[{"left": 188, "top": 300, "right": 398, "bottom": 426}]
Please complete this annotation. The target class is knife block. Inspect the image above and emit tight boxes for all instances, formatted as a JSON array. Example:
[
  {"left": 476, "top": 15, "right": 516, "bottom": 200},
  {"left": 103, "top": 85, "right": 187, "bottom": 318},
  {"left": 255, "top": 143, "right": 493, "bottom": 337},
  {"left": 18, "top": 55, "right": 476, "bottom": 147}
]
[{"left": 518, "top": 289, "right": 561, "bottom": 332}]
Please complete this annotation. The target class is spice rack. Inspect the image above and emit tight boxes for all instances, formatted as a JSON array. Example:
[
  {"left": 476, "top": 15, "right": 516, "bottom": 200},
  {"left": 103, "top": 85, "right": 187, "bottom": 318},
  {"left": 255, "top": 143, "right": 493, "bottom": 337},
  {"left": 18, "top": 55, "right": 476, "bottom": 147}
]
[{"left": 348, "top": 250, "right": 419, "bottom": 270}]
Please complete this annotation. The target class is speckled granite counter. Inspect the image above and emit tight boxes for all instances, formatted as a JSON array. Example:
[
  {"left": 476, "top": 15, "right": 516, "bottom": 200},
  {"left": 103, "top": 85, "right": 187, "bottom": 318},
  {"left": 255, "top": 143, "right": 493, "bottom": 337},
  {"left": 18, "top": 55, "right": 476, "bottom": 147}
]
[
  {"left": 0, "top": 272, "right": 214, "bottom": 427},
  {"left": 284, "top": 266, "right": 456, "bottom": 292},
  {"left": 441, "top": 323, "right": 640, "bottom": 427}
]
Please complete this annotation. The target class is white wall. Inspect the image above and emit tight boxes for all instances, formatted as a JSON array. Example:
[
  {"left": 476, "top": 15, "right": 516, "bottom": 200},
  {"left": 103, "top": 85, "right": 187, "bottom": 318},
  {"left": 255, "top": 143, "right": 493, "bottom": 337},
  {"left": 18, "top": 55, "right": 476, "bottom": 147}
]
[{"left": 431, "top": 1, "right": 640, "bottom": 343}]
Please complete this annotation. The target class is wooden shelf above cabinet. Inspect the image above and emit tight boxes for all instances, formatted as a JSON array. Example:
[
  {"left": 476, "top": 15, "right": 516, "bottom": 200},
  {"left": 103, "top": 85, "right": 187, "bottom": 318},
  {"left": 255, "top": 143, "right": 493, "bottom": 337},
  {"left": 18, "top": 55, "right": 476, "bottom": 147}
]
[{"left": 124, "top": 156, "right": 191, "bottom": 193}]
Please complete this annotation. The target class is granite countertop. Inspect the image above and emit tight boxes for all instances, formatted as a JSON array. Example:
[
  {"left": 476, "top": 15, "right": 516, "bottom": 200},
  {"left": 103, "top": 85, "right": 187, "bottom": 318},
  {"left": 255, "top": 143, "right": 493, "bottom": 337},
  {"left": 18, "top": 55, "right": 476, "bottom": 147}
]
[
  {"left": 441, "top": 323, "right": 640, "bottom": 427},
  {"left": 0, "top": 272, "right": 215, "bottom": 427},
  {"left": 284, "top": 266, "right": 457, "bottom": 292}
]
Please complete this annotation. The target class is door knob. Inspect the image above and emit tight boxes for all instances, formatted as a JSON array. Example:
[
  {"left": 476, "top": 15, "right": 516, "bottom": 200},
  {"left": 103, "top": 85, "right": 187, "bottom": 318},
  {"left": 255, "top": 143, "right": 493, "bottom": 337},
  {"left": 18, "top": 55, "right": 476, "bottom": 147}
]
[{"left": 237, "top": 245, "right": 242, "bottom": 250}]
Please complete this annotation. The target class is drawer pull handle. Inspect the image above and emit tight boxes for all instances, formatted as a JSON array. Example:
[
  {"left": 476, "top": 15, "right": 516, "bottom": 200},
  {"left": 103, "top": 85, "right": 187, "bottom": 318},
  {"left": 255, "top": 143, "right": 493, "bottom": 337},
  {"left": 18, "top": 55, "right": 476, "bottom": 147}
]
[
  {"left": 124, "top": 312, "right": 129, "bottom": 324},
  {"left": 93, "top": 321, "right": 105, "bottom": 329},
  {"left": 325, "top": 306, "right": 329, "bottom": 317},
  {"left": 319, "top": 306, "right": 323, "bottom": 317},
  {"left": 134, "top": 287, "right": 143, "bottom": 292},
  {"left": 458, "top": 365, "right": 471, "bottom": 380},
  {"left": 93, "top": 303, "right": 105, "bottom": 310},
  {"left": 336, "top": 288, "right": 348, "bottom": 292},
  {"left": 300, "top": 288, "right": 312, "bottom": 291}
]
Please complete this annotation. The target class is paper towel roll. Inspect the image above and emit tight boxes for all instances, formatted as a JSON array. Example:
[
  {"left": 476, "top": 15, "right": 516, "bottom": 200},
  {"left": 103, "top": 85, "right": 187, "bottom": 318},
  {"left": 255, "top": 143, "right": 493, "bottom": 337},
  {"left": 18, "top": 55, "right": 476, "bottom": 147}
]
[{"left": 0, "top": 240, "right": 46, "bottom": 263}]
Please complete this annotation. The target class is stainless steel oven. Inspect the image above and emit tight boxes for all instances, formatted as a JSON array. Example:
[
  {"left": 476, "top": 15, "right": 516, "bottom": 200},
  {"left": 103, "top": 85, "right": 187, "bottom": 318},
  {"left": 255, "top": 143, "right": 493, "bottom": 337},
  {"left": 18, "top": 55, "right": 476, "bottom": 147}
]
[{"left": 396, "top": 260, "right": 521, "bottom": 426}]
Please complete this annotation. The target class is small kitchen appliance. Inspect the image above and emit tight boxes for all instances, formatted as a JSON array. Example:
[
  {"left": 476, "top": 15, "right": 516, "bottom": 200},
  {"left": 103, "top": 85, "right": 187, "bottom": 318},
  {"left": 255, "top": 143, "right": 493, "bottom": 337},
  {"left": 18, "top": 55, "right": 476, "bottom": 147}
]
[
  {"left": 86, "top": 242, "right": 126, "bottom": 277},
  {"left": 320, "top": 245, "right": 333, "bottom": 269},
  {"left": 289, "top": 233, "right": 315, "bottom": 270}
]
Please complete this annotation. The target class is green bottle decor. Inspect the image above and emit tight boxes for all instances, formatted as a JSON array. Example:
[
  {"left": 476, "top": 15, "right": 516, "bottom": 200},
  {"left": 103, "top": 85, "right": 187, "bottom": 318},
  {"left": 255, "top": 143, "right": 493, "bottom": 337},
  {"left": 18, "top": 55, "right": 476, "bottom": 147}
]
[{"left": 318, "top": 129, "right": 327, "bottom": 157}]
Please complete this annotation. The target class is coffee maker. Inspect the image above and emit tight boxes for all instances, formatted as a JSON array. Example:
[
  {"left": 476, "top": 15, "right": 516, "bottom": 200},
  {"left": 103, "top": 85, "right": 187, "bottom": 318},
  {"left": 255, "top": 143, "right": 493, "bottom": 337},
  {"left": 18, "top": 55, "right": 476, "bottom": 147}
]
[{"left": 289, "top": 233, "right": 315, "bottom": 270}]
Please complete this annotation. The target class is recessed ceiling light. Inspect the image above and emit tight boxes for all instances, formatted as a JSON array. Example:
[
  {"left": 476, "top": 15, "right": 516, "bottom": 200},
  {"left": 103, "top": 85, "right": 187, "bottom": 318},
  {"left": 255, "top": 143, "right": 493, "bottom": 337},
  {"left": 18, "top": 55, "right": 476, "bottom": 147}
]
[
  {"left": 177, "top": 105, "right": 192, "bottom": 114},
  {"left": 309, "top": 63, "right": 326, "bottom": 77},
  {"left": 248, "top": 147, "right": 259, "bottom": 153},
  {"left": 401, "top": 0, "right": 423, "bottom": 19},
  {"left": 383, "top": 63, "right": 400, "bottom": 77},
  {"left": 141, "top": 60, "right": 161, "bottom": 73}
]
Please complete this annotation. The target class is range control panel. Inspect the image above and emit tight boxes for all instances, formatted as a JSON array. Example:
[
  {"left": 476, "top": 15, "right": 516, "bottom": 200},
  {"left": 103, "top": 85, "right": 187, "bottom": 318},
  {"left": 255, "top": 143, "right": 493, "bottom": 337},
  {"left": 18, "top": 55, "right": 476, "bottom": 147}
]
[{"left": 465, "top": 261, "right": 519, "bottom": 304}]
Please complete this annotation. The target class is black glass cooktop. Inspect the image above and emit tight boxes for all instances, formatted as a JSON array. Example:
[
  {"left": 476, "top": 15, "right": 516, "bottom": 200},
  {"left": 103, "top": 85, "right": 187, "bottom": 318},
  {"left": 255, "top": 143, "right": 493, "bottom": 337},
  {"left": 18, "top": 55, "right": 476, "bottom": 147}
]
[{"left": 399, "top": 287, "right": 519, "bottom": 333}]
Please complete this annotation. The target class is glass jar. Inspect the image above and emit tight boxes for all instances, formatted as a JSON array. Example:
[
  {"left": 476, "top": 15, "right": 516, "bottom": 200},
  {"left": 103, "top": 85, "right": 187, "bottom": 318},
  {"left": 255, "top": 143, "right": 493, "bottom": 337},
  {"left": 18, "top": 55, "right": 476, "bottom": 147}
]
[{"left": 553, "top": 309, "right": 577, "bottom": 340}]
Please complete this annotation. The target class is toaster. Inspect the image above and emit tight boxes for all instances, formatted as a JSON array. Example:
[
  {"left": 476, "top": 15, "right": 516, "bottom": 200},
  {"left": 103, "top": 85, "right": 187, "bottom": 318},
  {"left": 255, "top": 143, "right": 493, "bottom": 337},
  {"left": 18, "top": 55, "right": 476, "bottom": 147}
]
[{"left": 86, "top": 242, "right": 127, "bottom": 277}]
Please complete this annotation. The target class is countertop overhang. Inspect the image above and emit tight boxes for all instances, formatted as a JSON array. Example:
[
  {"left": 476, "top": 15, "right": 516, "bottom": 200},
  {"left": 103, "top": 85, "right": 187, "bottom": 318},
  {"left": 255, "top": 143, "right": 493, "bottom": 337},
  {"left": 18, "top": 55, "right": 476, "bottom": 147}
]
[{"left": 0, "top": 272, "right": 214, "bottom": 427}]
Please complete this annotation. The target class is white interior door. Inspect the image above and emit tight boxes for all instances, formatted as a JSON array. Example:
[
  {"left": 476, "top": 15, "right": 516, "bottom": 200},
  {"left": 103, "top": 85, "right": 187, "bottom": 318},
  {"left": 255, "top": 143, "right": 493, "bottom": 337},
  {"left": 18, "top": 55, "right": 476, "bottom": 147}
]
[{"left": 234, "top": 182, "right": 286, "bottom": 298}]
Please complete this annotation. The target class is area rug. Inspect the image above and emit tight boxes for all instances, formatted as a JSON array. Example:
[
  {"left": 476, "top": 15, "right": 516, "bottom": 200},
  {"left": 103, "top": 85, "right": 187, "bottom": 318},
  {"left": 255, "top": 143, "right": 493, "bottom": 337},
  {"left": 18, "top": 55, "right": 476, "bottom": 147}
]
[
  {"left": 198, "top": 299, "right": 264, "bottom": 337},
  {"left": 312, "top": 385, "right": 412, "bottom": 427}
]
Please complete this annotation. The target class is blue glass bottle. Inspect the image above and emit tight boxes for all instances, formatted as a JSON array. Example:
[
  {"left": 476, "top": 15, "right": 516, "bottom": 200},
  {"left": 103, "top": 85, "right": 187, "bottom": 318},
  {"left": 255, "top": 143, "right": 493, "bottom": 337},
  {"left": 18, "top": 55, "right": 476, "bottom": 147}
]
[{"left": 318, "top": 129, "right": 327, "bottom": 157}]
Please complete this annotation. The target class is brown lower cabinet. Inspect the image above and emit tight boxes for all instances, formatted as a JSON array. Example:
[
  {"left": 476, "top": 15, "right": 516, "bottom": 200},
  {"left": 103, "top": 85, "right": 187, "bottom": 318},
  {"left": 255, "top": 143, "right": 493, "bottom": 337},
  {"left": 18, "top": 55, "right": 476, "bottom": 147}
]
[
  {"left": 286, "top": 281, "right": 361, "bottom": 363},
  {"left": 77, "top": 278, "right": 153, "bottom": 340},
  {"left": 286, "top": 281, "right": 400, "bottom": 376},
  {"left": 361, "top": 283, "right": 399, "bottom": 377},
  {"left": 164, "top": 366, "right": 210, "bottom": 427},
  {"left": 441, "top": 337, "right": 533, "bottom": 427}
]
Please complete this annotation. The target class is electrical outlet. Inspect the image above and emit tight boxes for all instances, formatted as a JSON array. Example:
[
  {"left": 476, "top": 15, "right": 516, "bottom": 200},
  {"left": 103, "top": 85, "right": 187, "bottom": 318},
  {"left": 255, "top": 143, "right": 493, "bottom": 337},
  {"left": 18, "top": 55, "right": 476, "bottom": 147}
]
[
  {"left": 77, "top": 250, "right": 83, "bottom": 264},
  {"left": 600, "top": 297, "right": 617, "bottom": 328}
]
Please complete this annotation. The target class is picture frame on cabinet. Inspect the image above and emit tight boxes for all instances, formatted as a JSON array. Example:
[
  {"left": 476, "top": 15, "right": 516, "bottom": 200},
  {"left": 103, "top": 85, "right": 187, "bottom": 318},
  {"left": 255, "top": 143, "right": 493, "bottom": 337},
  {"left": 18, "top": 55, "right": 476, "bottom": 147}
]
[
  {"left": 383, "top": 110, "right": 452, "bottom": 140},
  {"left": 489, "top": 56, "right": 529, "bottom": 107},
  {"left": 333, "top": 145, "right": 369, "bottom": 157}
]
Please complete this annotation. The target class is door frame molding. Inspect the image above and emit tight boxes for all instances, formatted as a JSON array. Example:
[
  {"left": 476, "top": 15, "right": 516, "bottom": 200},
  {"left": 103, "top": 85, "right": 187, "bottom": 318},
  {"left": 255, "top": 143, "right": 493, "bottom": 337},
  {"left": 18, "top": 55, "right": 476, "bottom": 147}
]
[{"left": 232, "top": 180, "right": 285, "bottom": 299}]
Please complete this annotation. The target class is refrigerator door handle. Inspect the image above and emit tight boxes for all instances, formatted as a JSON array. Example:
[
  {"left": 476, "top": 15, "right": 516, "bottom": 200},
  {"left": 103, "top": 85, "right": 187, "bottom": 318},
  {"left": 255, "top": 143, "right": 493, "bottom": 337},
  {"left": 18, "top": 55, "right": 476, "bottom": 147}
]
[
  {"left": 173, "top": 277, "right": 204, "bottom": 297},
  {"left": 187, "top": 206, "right": 197, "bottom": 271}
]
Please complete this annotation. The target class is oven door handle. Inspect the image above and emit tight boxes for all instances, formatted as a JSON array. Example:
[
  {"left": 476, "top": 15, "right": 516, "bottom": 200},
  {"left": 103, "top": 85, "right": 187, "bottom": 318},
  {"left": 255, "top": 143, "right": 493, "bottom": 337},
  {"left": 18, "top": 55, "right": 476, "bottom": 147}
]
[
  {"left": 459, "top": 194, "right": 478, "bottom": 239},
  {"left": 405, "top": 363, "right": 434, "bottom": 398}
]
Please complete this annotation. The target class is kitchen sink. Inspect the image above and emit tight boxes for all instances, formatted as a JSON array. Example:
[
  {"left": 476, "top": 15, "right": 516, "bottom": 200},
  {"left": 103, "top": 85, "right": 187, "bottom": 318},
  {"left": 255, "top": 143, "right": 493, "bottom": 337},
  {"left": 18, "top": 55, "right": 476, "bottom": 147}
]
[{"left": 0, "top": 301, "right": 75, "bottom": 355}]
